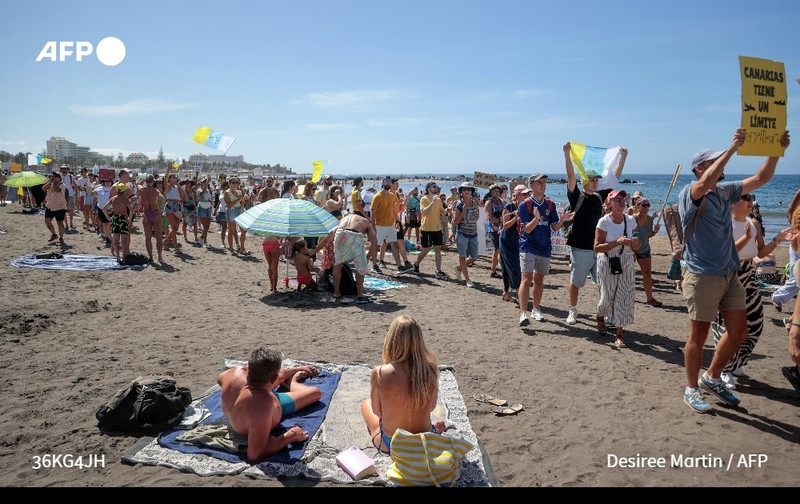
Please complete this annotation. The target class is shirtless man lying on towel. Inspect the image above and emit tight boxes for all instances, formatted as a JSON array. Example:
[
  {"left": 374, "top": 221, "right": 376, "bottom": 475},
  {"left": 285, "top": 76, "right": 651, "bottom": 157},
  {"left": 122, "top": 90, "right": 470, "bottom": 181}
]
[{"left": 217, "top": 347, "right": 322, "bottom": 461}]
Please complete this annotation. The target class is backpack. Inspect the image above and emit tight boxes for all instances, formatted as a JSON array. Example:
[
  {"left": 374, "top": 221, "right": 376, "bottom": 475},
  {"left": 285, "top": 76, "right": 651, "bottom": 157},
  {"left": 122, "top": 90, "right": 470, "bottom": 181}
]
[
  {"left": 96, "top": 376, "right": 192, "bottom": 434},
  {"left": 323, "top": 262, "right": 359, "bottom": 295},
  {"left": 518, "top": 196, "right": 555, "bottom": 236},
  {"left": 122, "top": 252, "right": 150, "bottom": 266}
]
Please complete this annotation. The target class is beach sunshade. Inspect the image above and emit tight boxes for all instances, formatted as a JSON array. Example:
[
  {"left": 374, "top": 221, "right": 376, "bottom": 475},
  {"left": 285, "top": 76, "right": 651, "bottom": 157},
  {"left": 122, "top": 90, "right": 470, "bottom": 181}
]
[
  {"left": 234, "top": 198, "right": 338, "bottom": 237},
  {"left": 3, "top": 171, "right": 48, "bottom": 188}
]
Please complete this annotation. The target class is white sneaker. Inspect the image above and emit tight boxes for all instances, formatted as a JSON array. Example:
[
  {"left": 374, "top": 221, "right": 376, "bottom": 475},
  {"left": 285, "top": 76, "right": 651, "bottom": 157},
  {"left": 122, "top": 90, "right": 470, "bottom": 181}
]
[
  {"left": 731, "top": 367, "right": 747, "bottom": 378},
  {"left": 466, "top": 280, "right": 474, "bottom": 288},
  {"left": 720, "top": 372, "right": 736, "bottom": 390},
  {"left": 566, "top": 307, "right": 578, "bottom": 325},
  {"left": 518, "top": 313, "right": 530, "bottom": 327},
  {"left": 532, "top": 309, "right": 544, "bottom": 322},
  {"left": 454, "top": 265, "right": 462, "bottom": 281}
]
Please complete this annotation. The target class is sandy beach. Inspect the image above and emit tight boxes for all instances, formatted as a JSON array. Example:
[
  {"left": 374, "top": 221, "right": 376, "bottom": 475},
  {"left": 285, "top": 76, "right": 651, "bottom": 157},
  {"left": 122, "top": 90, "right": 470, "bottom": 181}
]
[{"left": 0, "top": 201, "right": 797, "bottom": 489}]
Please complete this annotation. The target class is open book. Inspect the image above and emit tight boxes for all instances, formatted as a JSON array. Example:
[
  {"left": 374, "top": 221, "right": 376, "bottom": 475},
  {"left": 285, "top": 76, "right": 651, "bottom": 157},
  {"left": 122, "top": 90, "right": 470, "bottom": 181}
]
[{"left": 335, "top": 445, "right": 377, "bottom": 480}]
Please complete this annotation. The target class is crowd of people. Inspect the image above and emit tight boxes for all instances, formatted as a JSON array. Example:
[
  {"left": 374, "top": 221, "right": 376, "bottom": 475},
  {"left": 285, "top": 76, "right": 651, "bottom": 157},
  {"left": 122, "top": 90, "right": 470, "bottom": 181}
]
[{"left": 9, "top": 126, "right": 799, "bottom": 410}]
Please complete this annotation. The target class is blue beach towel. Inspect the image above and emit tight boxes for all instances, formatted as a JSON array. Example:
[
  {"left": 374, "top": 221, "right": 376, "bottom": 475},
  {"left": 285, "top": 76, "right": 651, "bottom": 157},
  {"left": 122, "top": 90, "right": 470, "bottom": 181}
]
[
  {"left": 158, "top": 368, "right": 341, "bottom": 465},
  {"left": 364, "top": 276, "right": 405, "bottom": 290},
  {"left": 10, "top": 253, "right": 148, "bottom": 271}
]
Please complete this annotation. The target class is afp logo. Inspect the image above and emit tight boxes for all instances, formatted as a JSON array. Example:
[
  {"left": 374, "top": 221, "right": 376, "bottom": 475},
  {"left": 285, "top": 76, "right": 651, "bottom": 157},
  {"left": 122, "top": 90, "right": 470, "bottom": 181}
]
[{"left": 35, "top": 36, "right": 126, "bottom": 66}]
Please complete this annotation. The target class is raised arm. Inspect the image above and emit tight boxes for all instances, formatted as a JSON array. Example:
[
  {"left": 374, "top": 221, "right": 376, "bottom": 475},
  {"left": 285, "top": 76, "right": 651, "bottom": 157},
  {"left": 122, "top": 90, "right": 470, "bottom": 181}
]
[
  {"left": 564, "top": 142, "right": 577, "bottom": 193},
  {"left": 691, "top": 128, "right": 747, "bottom": 201}
]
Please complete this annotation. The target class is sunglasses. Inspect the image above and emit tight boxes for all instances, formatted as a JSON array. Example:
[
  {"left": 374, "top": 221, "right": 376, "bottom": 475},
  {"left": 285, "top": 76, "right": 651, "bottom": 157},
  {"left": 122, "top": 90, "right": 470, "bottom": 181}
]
[{"left": 639, "top": 203, "right": 651, "bottom": 207}]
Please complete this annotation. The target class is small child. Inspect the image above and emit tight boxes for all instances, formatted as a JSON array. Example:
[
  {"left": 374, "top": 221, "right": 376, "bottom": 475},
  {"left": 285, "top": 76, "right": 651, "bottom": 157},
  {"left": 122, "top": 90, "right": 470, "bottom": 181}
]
[{"left": 291, "top": 239, "right": 317, "bottom": 291}]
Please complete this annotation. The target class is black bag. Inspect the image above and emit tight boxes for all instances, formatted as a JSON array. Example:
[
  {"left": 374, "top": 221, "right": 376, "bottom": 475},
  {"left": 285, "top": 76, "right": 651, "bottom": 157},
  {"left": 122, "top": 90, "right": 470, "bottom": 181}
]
[
  {"left": 323, "top": 263, "right": 359, "bottom": 295},
  {"left": 122, "top": 252, "right": 150, "bottom": 266},
  {"left": 608, "top": 255, "right": 623, "bottom": 275},
  {"left": 96, "top": 376, "right": 192, "bottom": 434}
]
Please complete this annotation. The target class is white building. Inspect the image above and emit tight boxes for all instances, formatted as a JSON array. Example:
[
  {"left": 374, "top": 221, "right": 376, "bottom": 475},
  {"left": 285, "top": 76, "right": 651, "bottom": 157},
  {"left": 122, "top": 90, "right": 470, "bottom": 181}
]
[{"left": 46, "top": 136, "right": 91, "bottom": 161}]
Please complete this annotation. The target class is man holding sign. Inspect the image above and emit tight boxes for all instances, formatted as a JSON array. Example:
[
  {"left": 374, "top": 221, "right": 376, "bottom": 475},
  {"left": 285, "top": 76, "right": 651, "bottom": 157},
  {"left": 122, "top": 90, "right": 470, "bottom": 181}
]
[{"left": 679, "top": 127, "right": 790, "bottom": 414}]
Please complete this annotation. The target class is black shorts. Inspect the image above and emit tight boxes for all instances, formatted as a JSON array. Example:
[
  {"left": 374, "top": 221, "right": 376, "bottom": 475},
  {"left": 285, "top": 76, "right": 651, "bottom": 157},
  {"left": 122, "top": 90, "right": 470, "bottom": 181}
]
[
  {"left": 491, "top": 230, "right": 499, "bottom": 249},
  {"left": 395, "top": 221, "right": 404, "bottom": 239},
  {"left": 45, "top": 208, "right": 66, "bottom": 221},
  {"left": 421, "top": 230, "right": 443, "bottom": 248},
  {"left": 97, "top": 205, "right": 110, "bottom": 223}
]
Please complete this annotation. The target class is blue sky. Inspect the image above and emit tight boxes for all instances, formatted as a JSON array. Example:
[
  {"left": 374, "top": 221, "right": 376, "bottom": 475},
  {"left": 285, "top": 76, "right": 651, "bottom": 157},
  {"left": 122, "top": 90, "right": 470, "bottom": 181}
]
[{"left": 1, "top": 0, "right": 798, "bottom": 176}]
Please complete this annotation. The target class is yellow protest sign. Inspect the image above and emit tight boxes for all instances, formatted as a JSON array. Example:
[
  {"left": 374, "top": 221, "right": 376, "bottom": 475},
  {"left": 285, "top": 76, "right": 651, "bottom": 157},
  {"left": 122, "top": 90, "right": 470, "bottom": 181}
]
[
  {"left": 10, "top": 163, "right": 22, "bottom": 172},
  {"left": 739, "top": 56, "right": 787, "bottom": 157},
  {"left": 472, "top": 171, "right": 496, "bottom": 189}
]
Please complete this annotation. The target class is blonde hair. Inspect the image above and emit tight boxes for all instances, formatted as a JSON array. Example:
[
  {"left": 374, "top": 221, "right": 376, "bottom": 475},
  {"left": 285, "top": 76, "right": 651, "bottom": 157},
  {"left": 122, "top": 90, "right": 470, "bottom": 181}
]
[
  {"left": 381, "top": 315, "right": 438, "bottom": 409},
  {"left": 790, "top": 205, "right": 800, "bottom": 252}
]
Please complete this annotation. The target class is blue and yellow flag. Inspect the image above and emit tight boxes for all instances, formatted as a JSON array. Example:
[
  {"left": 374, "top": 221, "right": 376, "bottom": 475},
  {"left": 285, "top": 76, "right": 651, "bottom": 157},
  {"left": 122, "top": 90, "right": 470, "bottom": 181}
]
[
  {"left": 569, "top": 142, "right": 621, "bottom": 191},
  {"left": 193, "top": 126, "right": 236, "bottom": 154}
]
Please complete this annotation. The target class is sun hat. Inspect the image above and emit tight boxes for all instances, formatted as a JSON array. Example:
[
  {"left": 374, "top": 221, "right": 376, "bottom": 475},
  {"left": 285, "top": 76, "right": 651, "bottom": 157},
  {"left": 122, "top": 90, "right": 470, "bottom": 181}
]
[
  {"left": 690, "top": 149, "right": 725, "bottom": 169},
  {"left": 635, "top": 197, "right": 650, "bottom": 206},
  {"left": 583, "top": 169, "right": 602, "bottom": 179},
  {"left": 513, "top": 184, "right": 531, "bottom": 195},
  {"left": 607, "top": 189, "right": 627, "bottom": 201},
  {"left": 425, "top": 181, "right": 439, "bottom": 192},
  {"left": 458, "top": 181, "right": 475, "bottom": 193},
  {"left": 529, "top": 173, "right": 547, "bottom": 182}
]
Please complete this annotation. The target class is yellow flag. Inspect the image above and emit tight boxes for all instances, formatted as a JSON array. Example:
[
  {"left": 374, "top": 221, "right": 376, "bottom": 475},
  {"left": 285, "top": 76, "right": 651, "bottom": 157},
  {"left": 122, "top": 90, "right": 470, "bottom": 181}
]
[{"left": 311, "top": 160, "right": 324, "bottom": 183}]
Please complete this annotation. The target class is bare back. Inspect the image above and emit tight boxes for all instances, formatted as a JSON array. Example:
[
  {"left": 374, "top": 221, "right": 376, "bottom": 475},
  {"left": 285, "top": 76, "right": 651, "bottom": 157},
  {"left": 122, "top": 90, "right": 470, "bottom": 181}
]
[
  {"left": 369, "top": 362, "right": 437, "bottom": 437},
  {"left": 217, "top": 366, "right": 281, "bottom": 436}
]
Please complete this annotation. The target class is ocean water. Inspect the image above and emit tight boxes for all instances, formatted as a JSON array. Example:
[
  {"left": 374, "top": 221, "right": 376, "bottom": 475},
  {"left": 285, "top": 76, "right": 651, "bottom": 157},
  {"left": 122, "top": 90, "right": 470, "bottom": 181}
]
[{"left": 347, "top": 173, "right": 799, "bottom": 238}]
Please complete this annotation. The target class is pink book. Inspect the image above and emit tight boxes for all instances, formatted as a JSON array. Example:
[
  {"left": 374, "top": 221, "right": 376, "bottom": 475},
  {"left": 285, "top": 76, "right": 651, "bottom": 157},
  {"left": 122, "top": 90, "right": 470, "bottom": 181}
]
[{"left": 335, "top": 446, "right": 377, "bottom": 480}]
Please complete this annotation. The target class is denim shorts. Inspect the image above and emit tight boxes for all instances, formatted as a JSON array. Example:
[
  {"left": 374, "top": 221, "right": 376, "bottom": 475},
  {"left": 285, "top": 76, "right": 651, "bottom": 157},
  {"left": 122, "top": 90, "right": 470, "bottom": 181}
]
[
  {"left": 226, "top": 206, "right": 243, "bottom": 221},
  {"left": 456, "top": 232, "right": 478, "bottom": 259},
  {"left": 196, "top": 206, "right": 212, "bottom": 219},
  {"left": 569, "top": 247, "right": 597, "bottom": 288}
]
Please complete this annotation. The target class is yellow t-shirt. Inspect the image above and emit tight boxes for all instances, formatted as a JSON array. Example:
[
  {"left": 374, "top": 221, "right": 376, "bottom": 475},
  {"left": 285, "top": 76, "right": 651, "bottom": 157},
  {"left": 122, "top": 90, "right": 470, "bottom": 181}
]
[
  {"left": 419, "top": 195, "right": 443, "bottom": 232},
  {"left": 371, "top": 191, "right": 397, "bottom": 227},
  {"left": 350, "top": 187, "right": 363, "bottom": 213}
]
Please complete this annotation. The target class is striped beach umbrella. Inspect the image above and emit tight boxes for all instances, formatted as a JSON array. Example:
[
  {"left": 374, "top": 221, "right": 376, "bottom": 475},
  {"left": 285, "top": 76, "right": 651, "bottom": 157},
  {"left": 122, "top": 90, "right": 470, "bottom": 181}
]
[{"left": 234, "top": 198, "right": 338, "bottom": 237}]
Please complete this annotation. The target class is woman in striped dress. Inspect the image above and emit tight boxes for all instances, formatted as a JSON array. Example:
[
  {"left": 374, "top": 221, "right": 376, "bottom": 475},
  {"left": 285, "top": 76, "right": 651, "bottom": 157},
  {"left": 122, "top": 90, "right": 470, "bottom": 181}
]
[
  {"left": 713, "top": 193, "right": 793, "bottom": 389},
  {"left": 594, "top": 189, "right": 641, "bottom": 348}
]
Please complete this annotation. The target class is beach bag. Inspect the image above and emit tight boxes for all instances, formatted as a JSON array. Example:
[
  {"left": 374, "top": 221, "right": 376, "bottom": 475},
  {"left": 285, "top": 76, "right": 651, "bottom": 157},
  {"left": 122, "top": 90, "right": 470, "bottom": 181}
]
[
  {"left": 386, "top": 429, "right": 473, "bottom": 487},
  {"left": 96, "top": 376, "right": 192, "bottom": 434},
  {"left": 324, "top": 263, "right": 358, "bottom": 295},
  {"left": 121, "top": 252, "right": 150, "bottom": 266}
]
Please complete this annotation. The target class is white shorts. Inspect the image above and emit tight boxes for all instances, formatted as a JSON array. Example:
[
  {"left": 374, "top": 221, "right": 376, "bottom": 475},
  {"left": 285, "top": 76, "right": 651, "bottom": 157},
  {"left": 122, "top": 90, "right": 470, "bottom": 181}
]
[{"left": 376, "top": 225, "right": 396, "bottom": 245}]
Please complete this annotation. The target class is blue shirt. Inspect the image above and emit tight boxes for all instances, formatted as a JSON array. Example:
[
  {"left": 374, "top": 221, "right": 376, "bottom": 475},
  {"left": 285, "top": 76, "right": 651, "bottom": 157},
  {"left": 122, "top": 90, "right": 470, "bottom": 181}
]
[
  {"left": 678, "top": 180, "right": 742, "bottom": 276},
  {"left": 518, "top": 196, "right": 559, "bottom": 257}
]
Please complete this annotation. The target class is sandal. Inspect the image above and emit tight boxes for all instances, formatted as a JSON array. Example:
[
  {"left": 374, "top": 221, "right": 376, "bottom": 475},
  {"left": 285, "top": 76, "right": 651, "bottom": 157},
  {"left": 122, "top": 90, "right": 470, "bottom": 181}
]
[
  {"left": 615, "top": 337, "right": 627, "bottom": 348},
  {"left": 493, "top": 403, "right": 524, "bottom": 416},
  {"left": 502, "top": 292, "right": 512, "bottom": 302},
  {"left": 646, "top": 298, "right": 663, "bottom": 307},
  {"left": 48, "top": 234, "right": 58, "bottom": 241},
  {"left": 473, "top": 393, "right": 508, "bottom": 406},
  {"left": 596, "top": 315, "right": 608, "bottom": 334}
]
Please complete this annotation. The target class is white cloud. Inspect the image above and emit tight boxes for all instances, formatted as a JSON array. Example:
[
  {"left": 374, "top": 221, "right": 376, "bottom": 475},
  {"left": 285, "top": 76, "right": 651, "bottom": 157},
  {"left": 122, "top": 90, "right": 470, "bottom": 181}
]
[
  {"left": 300, "top": 89, "right": 411, "bottom": 111},
  {"left": 304, "top": 123, "right": 359, "bottom": 131},
  {"left": 69, "top": 98, "right": 197, "bottom": 117}
]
